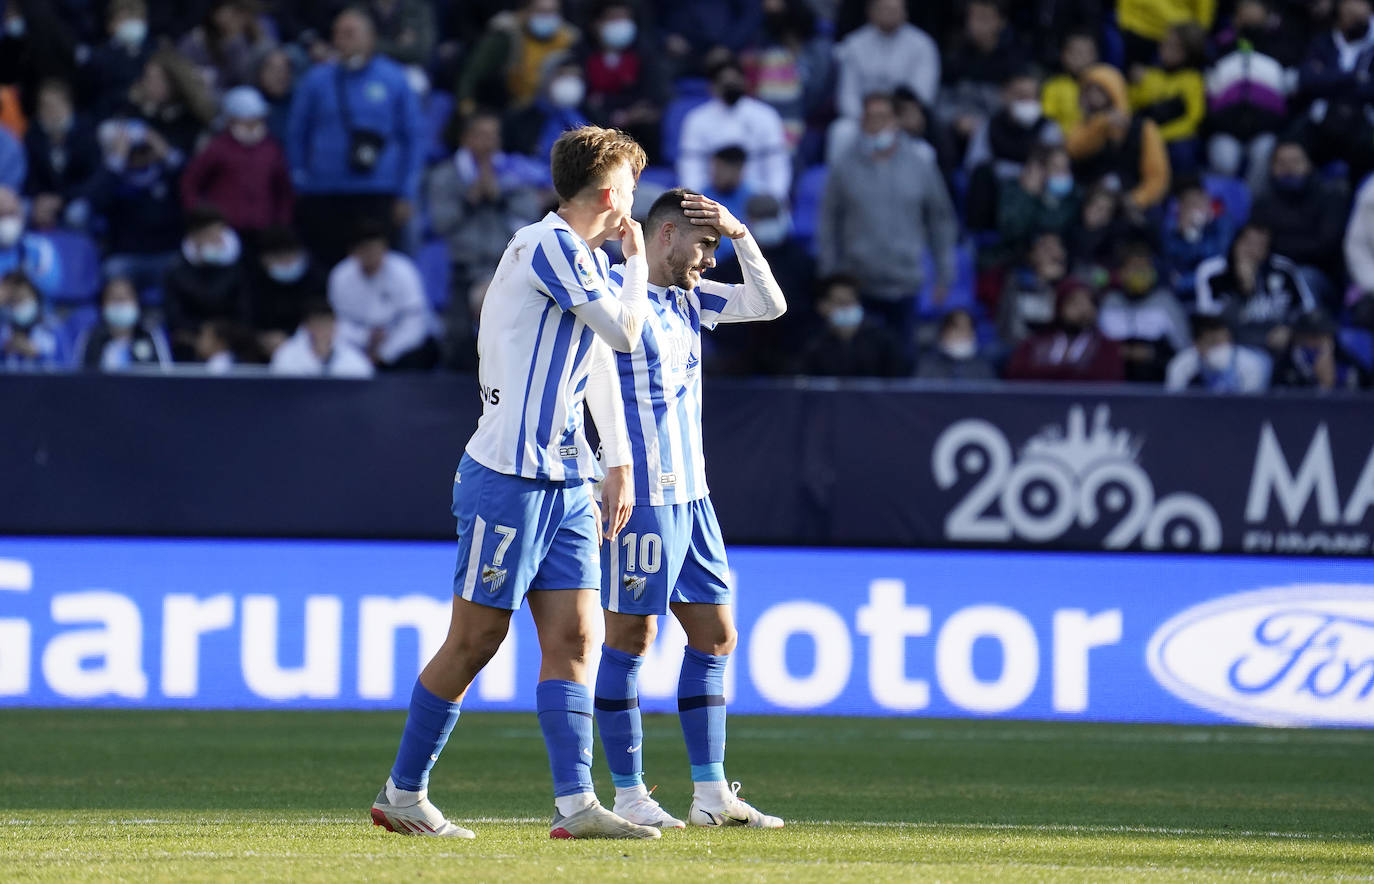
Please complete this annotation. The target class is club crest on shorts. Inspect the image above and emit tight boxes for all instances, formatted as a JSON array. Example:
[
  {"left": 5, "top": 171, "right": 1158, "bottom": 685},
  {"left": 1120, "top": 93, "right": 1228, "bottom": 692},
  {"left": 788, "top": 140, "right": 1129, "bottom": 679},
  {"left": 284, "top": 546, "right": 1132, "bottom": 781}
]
[
  {"left": 623, "top": 574, "right": 648, "bottom": 600},
  {"left": 573, "top": 252, "right": 599, "bottom": 290},
  {"left": 481, "top": 564, "right": 508, "bottom": 594}
]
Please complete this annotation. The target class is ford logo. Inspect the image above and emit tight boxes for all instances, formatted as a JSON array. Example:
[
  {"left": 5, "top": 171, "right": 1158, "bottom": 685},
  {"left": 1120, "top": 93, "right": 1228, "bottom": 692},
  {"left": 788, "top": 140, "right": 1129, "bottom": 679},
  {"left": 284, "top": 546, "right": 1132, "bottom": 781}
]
[{"left": 1147, "top": 586, "right": 1374, "bottom": 726}]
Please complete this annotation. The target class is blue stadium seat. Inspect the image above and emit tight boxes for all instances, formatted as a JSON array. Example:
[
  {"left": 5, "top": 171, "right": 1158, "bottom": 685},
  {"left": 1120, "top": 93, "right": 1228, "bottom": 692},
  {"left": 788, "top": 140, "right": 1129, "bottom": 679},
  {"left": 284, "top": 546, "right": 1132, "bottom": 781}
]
[
  {"left": 60, "top": 305, "right": 99, "bottom": 358},
  {"left": 417, "top": 239, "right": 450, "bottom": 310},
  {"left": 421, "top": 90, "right": 455, "bottom": 165},
  {"left": 639, "top": 166, "right": 677, "bottom": 190},
  {"left": 790, "top": 164, "right": 828, "bottom": 255},
  {"left": 660, "top": 83, "right": 711, "bottom": 166},
  {"left": 1340, "top": 327, "right": 1374, "bottom": 371},
  {"left": 46, "top": 230, "right": 101, "bottom": 305},
  {"left": 1203, "top": 174, "right": 1251, "bottom": 226},
  {"left": 917, "top": 242, "right": 978, "bottom": 317}
]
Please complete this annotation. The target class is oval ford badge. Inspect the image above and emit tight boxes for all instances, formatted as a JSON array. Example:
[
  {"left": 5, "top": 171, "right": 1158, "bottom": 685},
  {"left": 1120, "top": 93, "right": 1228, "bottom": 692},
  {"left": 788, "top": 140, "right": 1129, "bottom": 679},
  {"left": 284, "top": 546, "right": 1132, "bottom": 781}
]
[{"left": 1146, "top": 586, "right": 1374, "bottom": 727}]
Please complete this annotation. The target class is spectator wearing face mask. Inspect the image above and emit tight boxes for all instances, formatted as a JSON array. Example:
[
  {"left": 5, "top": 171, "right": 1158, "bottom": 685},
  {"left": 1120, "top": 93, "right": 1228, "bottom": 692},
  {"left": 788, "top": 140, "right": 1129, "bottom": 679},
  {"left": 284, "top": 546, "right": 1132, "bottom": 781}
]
[
  {"left": 327, "top": 222, "right": 437, "bottom": 370},
  {"left": 581, "top": 1, "right": 666, "bottom": 160},
  {"left": 250, "top": 225, "right": 326, "bottom": 349},
  {"left": 23, "top": 79, "right": 101, "bottom": 232},
  {"left": 819, "top": 92, "right": 957, "bottom": 332},
  {"left": 163, "top": 205, "right": 249, "bottom": 357},
  {"left": 964, "top": 70, "right": 1063, "bottom": 232},
  {"left": 270, "top": 298, "right": 375, "bottom": 378},
  {"left": 998, "top": 231, "right": 1069, "bottom": 344},
  {"left": 1249, "top": 140, "right": 1349, "bottom": 298},
  {"left": 80, "top": 0, "right": 155, "bottom": 120},
  {"left": 0, "top": 185, "right": 60, "bottom": 294},
  {"left": 938, "top": 0, "right": 1029, "bottom": 148},
  {"left": 0, "top": 271, "right": 66, "bottom": 370},
  {"left": 1273, "top": 310, "right": 1371, "bottom": 390},
  {"left": 1097, "top": 238, "right": 1190, "bottom": 382},
  {"left": 796, "top": 273, "right": 907, "bottom": 377},
  {"left": 1165, "top": 311, "right": 1271, "bottom": 393},
  {"left": 996, "top": 145, "right": 1080, "bottom": 257},
  {"left": 1297, "top": 0, "right": 1374, "bottom": 181},
  {"left": 77, "top": 276, "right": 172, "bottom": 371},
  {"left": 456, "top": 0, "right": 579, "bottom": 116},
  {"left": 89, "top": 117, "right": 184, "bottom": 297},
  {"left": 1127, "top": 22, "right": 1207, "bottom": 176},
  {"left": 1163, "top": 178, "right": 1233, "bottom": 299},
  {"left": 1007, "top": 278, "right": 1125, "bottom": 382},
  {"left": 528, "top": 58, "right": 591, "bottom": 160},
  {"left": 1195, "top": 222, "right": 1315, "bottom": 354},
  {"left": 678, "top": 55, "right": 791, "bottom": 201},
  {"left": 1067, "top": 64, "right": 1171, "bottom": 213},
  {"left": 181, "top": 87, "right": 294, "bottom": 237},
  {"left": 915, "top": 308, "right": 997, "bottom": 381}
]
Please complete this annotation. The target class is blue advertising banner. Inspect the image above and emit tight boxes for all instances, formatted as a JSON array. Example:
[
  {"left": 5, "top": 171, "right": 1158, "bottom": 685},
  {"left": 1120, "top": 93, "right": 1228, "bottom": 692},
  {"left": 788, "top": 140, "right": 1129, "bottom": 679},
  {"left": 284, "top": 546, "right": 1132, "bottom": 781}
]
[{"left": 1, "top": 538, "right": 1372, "bottom": 726}]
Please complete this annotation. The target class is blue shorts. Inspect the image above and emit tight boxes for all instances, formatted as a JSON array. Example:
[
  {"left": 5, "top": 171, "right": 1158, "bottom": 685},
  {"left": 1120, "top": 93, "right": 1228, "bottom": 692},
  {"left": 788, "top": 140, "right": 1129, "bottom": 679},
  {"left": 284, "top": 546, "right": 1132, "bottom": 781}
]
[
  {"left": 601, "top": 496, "right": 731, "bottom": 616},
  {"left": 452, "top": 453, "right": 600, "bottom": 611}
]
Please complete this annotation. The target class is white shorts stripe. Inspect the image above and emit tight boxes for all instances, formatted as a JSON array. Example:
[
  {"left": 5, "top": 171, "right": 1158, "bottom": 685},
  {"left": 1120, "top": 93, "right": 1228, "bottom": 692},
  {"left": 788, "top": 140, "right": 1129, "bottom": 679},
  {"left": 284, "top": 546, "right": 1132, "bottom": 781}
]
[
  {"left": 461, "top": 515, "right": 488, "bottom": 602},
  {"left": 608, "top": 531, "right": 620, "bottom": 613}
]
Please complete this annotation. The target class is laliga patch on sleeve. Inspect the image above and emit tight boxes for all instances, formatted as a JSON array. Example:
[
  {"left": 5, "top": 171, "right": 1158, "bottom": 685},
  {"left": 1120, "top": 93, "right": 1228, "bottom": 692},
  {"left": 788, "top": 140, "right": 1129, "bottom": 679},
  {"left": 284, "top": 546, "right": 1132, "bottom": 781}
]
[{"left": 573, "top": 251, "right": 600, "bottom": 290}]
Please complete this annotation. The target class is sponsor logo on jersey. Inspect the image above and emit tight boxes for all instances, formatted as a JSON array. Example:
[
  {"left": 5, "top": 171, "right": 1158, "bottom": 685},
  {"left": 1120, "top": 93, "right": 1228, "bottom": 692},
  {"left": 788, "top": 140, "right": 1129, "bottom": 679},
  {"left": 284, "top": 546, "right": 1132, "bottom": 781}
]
[
  {"left": 573, "top": 252, "right": 599, "bottom": 290},
  {"left": 660, "top": 474, "right": 677, "bottom": 486},
  {"left": 623, "top": 574, "right": 648, "bottom": 600},
  {"left": 481, "top": 564, "right": 508, "bottom": 594},
  {"left": 559, "top": 446, "right": 579, "bottom": 458}
]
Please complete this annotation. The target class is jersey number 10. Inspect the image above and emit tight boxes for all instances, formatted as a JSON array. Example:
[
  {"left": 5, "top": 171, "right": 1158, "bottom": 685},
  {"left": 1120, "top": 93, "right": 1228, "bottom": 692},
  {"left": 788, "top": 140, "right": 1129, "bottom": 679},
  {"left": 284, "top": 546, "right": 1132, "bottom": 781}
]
[{"left": 620, "top": 532, "right": 663, "bottom": 574}]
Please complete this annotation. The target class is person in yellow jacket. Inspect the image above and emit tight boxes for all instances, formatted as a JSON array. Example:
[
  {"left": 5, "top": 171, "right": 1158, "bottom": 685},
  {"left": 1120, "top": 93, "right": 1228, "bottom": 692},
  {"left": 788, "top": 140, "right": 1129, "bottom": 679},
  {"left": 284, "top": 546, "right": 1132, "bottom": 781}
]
[
  {"left": 1117, "top": 0, "right": 1215, "bottom": 66},
  {"left": 1128, "top": 23, "right": 1207, "bottom": 173},
  {"left": 1042, "top": 30, "right": 1099, "bottom": 132},
  {"left": 1066, "top": 64, "right": 1171, "bottom": 211}
]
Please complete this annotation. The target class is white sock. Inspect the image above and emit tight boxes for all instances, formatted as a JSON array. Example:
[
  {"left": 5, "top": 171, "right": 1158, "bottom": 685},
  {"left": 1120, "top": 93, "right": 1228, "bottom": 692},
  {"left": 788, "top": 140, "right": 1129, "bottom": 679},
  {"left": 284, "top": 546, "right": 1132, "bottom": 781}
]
[
  {"left": 693, "top": 780, "right": 731, "bottom": 806},
  {"left": 386, "top": 777, "right": 423, "bottom": 807},
  {"left": 554, "top": 791, "right": 597, "bottom": 817},
  {"left": 615, "top": 784, "right": 649, "bottom": 804}
]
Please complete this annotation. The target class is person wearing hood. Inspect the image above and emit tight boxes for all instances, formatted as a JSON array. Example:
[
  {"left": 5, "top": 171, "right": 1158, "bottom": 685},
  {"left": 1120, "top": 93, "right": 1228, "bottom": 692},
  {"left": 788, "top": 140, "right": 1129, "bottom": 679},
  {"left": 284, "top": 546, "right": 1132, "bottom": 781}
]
[
  {"left": 0, "top": 271, "right": 67, "bottom": 370},
  {"left": 1165, "top": 311, "right": 1271, "bottom": 393},
  {"left": 163, "top": 204, "right": 249, "bottom": 358},
  {"left": 76, "top": 276, "right": 173, "bottom": 372},
  {"left": 0, "top": 185, "right": 60, "bottom": 295},
  {"left": 1066, "top": 64, "right": 1171, "bottom": 212},
  {"left": 456, "top": 0, "right": 579, "bottom": 115},
  {"left": 1006, "top": 277, "right": 1125, "bottom": 382},
  {"left": 1097, "top": 238, "right": 1191, "bottom": 382},
  {"left": 181, "top": 86, "right": 294, "bottom": 236},
  {"left": 677, "top": 54, "right": 791, "bottom": 200},
  {"left": 1249, "top": 140, "right": 1348, "bottom": 292}
]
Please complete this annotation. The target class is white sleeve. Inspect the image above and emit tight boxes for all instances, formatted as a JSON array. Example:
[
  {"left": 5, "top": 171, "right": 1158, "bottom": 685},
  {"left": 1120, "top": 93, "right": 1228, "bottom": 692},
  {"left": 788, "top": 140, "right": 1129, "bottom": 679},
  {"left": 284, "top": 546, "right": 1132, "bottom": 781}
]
[
  {"left": 697, "top": 233, "right": 787, "bottom": 327},
  {"left": 378, "top": 259, "right": 432, "bottom": 364},
  {"left": 1164, "top": 349, "right": 1198, "bottom": 391},
  {"left": 569, "top": 254, "right": 648, "bottom": 352},
  {"left": 584, "top": 342, "right": 632, "bottom": 469}
]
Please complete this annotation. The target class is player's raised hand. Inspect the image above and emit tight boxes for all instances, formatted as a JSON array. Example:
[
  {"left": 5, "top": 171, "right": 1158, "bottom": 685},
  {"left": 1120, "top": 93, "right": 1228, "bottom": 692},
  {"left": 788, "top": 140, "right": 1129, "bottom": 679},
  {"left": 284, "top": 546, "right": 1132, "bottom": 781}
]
[
  {"left": 619, "top": 217, "right": 644, "bottom": 259},
  {"left": 681, "top": 194, "right": 746, "bottom": 239},
  {"left": 600, "top": 465, "right": 634, "bottom": 540}
]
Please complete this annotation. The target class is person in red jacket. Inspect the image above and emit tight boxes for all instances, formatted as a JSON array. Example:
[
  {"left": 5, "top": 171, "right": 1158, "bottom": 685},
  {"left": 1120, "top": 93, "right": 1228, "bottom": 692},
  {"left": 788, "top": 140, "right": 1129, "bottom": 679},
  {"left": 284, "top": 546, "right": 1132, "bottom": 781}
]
[
  {"left": 1007, "top": 277, "right": 1125, "bottom": 382},
  {"left": 180, "top": 85, "right": 293, "bottom": 237}
]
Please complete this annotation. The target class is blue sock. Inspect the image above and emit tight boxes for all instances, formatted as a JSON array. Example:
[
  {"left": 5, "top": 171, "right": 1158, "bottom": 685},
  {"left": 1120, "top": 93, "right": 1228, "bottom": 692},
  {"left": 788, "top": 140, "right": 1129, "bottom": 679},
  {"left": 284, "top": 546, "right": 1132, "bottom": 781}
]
[
  {"left": 389, "top": 680, "right": 462, "bottom": 792},
  {"left": 678, "top": 646, "right": 728, "bottom": 782},
  {"left": 536, "top": 679, "right": 595, "bottom": 797},
  {"left": 594, "top": 645, "right": 645, "bottom": 789}
]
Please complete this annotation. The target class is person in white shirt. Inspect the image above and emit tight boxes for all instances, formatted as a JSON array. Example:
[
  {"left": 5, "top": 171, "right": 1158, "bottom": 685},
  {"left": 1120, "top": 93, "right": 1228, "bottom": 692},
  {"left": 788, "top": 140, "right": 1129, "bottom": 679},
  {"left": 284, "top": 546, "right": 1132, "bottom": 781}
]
[
  {"left": 1165, "top": 312, "right": 1271, "bottom": 393},
  {"left": 676, "top": 56, "right": 791, "bottom": 200},
  {"left": 270, "top": 300, "right": 374, "bottom": 378},
  {"left": 327, "top": 222, "right": 437, "bottom": 370}
]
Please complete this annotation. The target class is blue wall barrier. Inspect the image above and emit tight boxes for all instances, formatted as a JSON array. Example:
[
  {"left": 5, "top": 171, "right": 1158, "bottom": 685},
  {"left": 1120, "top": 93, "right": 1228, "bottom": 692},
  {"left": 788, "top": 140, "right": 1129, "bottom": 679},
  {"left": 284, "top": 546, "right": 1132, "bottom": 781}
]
[{"left": 3, "top": 537, "right": 1371, "bottom": 725}]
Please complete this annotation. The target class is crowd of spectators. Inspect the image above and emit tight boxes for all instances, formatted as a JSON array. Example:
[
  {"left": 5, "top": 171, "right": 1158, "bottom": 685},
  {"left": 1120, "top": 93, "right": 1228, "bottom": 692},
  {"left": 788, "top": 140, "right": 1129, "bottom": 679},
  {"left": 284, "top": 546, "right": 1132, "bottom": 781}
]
[{"left": 0, "top": 0, "right": 1371, "bottom": 393}]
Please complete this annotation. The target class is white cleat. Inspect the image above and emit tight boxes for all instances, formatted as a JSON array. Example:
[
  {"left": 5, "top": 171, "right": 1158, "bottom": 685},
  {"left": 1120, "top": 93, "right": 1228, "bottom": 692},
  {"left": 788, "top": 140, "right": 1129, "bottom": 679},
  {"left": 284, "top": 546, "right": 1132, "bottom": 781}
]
[
  {"left": 550, "top": 800, "right": 662, "bottom": 839},
  {"left": 688, "top": 781, "right": 784, "bottom": 829},
  {"left": 370, "top": 777, "right": 476, "bottom": 838},
  {"left": 613, "top": 786, "right": 686, "bottom": 829}
]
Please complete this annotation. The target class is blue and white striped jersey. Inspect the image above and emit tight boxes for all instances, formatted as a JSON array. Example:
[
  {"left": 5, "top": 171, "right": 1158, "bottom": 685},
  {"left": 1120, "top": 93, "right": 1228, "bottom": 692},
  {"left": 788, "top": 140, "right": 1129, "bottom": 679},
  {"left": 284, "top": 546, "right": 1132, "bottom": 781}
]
[
  {"left": 603, "top": 233, "right": 787, "bottom": 505},
  {"left": 465, "top": 212, "right": 642, "bottom": 483}
]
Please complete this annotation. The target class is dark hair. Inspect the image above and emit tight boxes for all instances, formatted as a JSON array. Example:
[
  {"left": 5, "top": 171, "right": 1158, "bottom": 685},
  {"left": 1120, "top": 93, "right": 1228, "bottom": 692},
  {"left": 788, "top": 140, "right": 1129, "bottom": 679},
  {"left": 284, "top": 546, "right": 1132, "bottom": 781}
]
[
  {"left": 549, "top": 125, "right": 647, "bottom": 202},
  {"left": 646, "top": 187, "right": 693, "bottom": 234},
  {"left": 1002, "top": 66, "right": 1041, "bottom": 87},
  {"left": 302, "top": 298, "right": 334, "bottom": 321},
  {"left": 712, "top": 144, "right": 747, "bottom": 165},
  {"left": 939, "top": 308, "right": 975, "bottom": 334},
  {"left": 1168, "top": 22, "right": 1208, "bottom": 68},
  {"left": 100, "top": 275, "right": 139, "bottom": 305},
  {"left": 706, "top": 53, "right": 743, "bottom": 81},
  {"left": 1027, "top": 143, "right": 1066, "bottom": 168},
  {"left": 1116, "top": 237, "right": 1155, "bottom": 262},
  {"left": 816, "top": 273, "right": 861, "bottom": 301},
  {"left": 1190, "top": 310, "right": 1230, "bottom": 338},
  {"left": 185, "top": 204, "right": 227, "bottom": 234},
  {"left": 1, "top": 270, "right": 38, "bottom": 303},
  {"left": 37, "top": 77, "right": 74, "bottom": 103},
  {"left": 350, "top": 220, "right": 390, "bottom": 249},
  {"left": 592, "top": 0, "right": 634, "bottom": 18},
  {"left": 1172, "top": 175, "right": 1206, "bottom": 199},
  {"left": 257, "top": 225, "right": 302, "bottom": 255}
]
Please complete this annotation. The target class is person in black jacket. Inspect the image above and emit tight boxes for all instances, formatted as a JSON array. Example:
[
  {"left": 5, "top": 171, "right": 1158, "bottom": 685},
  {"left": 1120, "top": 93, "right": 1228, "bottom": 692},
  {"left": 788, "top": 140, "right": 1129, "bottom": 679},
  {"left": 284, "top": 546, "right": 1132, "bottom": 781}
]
[
  {"left": 163, "top": 205, "right": 249, "bottom": 359},
  {"left": 1272, "top": 310, "right": 1371, "bottom": 390},
  {"left": 77, "top": 276, "right": 173, "bottom": 371},
  {"left": 23, "top": 79, "right": 101, "bottom": 231},
  {"left": 1296, "top": 0, "right": 1374, "bottom": 180},
  {"left": 797, "top": 273, "right": 907, "bottom": 377},
  {"left": 249, "top": 225, "right": 327, "bottom": 351},
  {"left": 1248, "top": 140, "right": 1349, "bottom": 301}
]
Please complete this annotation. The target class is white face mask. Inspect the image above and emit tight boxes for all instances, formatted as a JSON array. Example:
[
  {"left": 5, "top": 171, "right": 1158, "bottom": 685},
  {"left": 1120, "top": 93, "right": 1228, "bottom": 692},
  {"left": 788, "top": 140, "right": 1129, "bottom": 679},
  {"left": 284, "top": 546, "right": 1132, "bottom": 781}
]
[
  {"left": 940, "top": 336, "right": 977, "bottom": 360},
  {"left": 549, "top": 76, "right": 585, "bottom": 109},
  {"left": 600, "top": 19, "right": 636, "bottom": 50},
  {"left": 114, "top": 18, "right": 147, "bottom": 47},
  {"left": 1009, "top": 99, "right": 1042, "bottom": 127},
  {"left": 864, "top": 129, "right": 897, "bottom": 153},
  {"left": 230, "top": 121, "right": 266, "bottom": 145},
  {"left": 750, "top": 217, "right": 789, "bottom": 248},
  {"left": 104, "top": 302, "right": 140, "bottom": 329},
  {"left": 10, "top": 298, "right": 38, "bottom": 327},
  {"left": 0, "top": 215, "right": 23, "bottom": 246},
  {"left": 528, "top": 13, "right": 562, "bottom": 39},
  {"left": 829, "top": 304, "right": 864, "bottom": 329},
  {"left": 5, "top": 16, "right": 26, "bottom": 37},
  {"left": 1203, "top": 342, "right": 1235, "bottom": 372},
  {"left": 342, "top": 52, "right": 369, "bottom": 71},
  {"left": 187, "top": 229, "right": 242, "bottom": 266},
  {"left": 266, "top": 255, "right": 308, "bottom": 283}
]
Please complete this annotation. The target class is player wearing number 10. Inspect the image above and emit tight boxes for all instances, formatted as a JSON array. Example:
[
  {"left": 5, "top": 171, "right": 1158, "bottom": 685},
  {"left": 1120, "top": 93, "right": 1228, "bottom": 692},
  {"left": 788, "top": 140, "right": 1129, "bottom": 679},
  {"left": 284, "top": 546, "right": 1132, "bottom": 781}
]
[
  {"left": 369, "top": 127, "right": 662, "bottom": 841},
  {"left": 587, "top": 188, "right": 788, "bottom": 829}
]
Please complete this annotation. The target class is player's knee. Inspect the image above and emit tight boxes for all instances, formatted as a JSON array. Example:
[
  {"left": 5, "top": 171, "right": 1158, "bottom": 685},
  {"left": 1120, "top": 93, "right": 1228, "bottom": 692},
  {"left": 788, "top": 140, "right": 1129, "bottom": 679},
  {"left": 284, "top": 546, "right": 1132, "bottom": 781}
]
[
  {"left": 552, "top": 622, "right": 596, "bottom": 663},
  {"left": 445, "top": 620, "right": 508, "bottom": 668},
  {"left": 715, "top": 624, "right": 738, "bottom": 657}
]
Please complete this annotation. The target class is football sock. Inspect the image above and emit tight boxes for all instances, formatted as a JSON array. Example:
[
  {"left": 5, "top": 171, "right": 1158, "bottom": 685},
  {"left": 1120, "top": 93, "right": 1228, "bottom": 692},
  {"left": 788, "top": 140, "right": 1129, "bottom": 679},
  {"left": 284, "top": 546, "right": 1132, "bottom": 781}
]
[
  {"left": 389, "top": 680, "right": 462, "bottom": 793},
  {"left": 537, "top": 679, "right": 596, "bottom": 798},
  {"left": 678, "top": 646, "right": 728, "bottom": 784},
  {"left": 594, "top": 645, "right": 645, "bottom": 789}
]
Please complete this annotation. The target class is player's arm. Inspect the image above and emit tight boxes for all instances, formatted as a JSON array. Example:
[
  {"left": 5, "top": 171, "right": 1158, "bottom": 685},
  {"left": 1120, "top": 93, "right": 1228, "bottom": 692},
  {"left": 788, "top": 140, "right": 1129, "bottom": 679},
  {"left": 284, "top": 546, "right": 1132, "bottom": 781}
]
[
  {"left": 531, "top": 219, "right": 650, "bottom": 352},
  {"left": 682, "top": 194, "right": 787, "bottom": 326},
  {"left": 584, "top": 342, "right": 633, "bottom": 539}
]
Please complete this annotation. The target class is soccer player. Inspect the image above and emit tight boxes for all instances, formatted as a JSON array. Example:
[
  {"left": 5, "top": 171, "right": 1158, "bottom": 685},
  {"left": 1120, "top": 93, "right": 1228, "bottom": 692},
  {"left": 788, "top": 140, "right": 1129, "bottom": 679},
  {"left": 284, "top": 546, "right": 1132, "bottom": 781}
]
[
  {"left": 588, "top": 188, "right": 787, "bottom": 829},
  {"left": 369, "top": 126, "right": 660, "bottom": 840}
]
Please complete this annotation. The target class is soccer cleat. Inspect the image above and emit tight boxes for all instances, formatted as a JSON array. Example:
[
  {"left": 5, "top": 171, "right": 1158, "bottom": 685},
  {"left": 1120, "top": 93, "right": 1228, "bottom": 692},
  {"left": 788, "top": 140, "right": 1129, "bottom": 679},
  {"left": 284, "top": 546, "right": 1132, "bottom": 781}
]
[
  {"left": 613, "top": 786, "right": 686, "bottom": 829},
  {"left": 688, "top": 781, "right": 784, "bottom": 829},
  {"left": 549, "top": 800, "right": 663, "bottom": 839},
  {"left": 370, "top": 778, "right": 476, "bottom": 838}
]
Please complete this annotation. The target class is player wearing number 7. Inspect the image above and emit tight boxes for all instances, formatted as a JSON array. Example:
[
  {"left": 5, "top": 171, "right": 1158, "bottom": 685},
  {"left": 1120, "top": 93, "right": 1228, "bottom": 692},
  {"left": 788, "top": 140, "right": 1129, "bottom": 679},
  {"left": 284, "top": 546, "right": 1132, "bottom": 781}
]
[
  {"left": 369, "top": 127, "right": 661, "bottom": 841},
  {"left": 586, "top": 188, "right": 787, "bottom": 829}
]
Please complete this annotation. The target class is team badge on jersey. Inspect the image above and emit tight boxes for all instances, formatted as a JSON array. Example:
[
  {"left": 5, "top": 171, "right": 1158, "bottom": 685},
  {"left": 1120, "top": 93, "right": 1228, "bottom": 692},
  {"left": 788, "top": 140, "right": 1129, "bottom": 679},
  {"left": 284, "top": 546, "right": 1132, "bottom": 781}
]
[
  {"left": 623, "top": 574, "right": 648, "bottom": 600},
  {"left": 573, "top": 252, "right": 599, "bottom": 290},
  {"left": 482, "top": 564, "right": 508, "bottom": 593}
]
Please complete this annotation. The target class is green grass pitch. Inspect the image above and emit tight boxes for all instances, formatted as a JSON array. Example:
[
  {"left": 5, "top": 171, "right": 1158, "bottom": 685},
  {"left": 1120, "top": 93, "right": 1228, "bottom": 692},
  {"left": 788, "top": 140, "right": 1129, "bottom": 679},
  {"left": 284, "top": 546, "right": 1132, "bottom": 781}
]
[{"left": 2, "top": 709, "right": 1371, "bottom": 881}]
